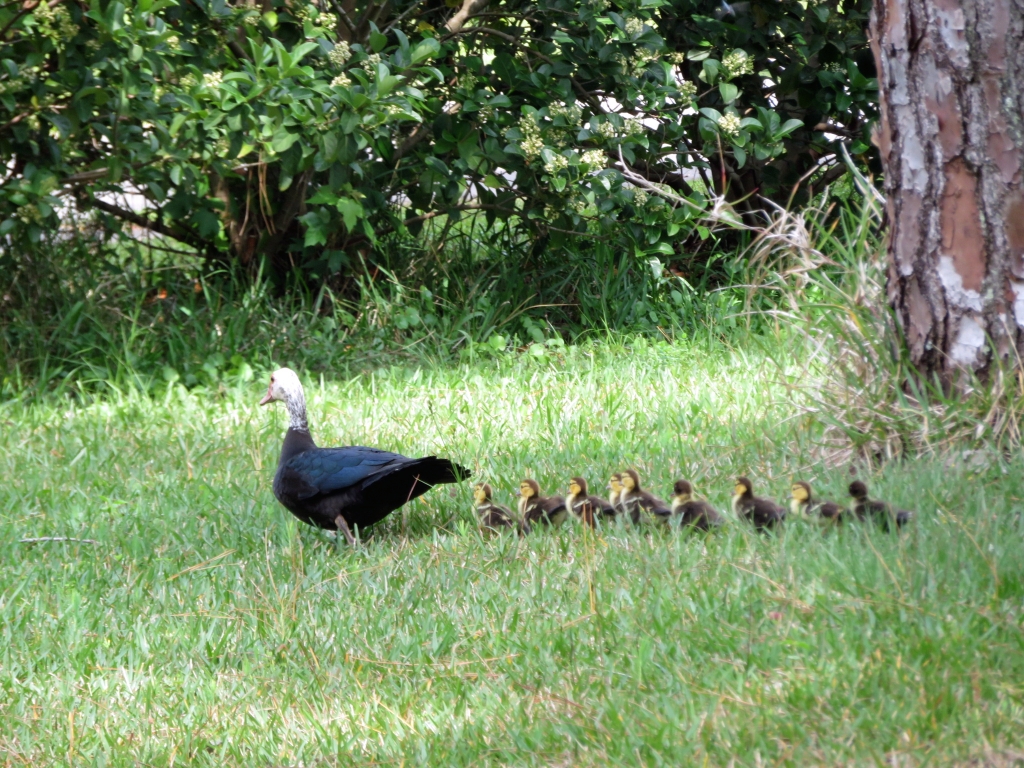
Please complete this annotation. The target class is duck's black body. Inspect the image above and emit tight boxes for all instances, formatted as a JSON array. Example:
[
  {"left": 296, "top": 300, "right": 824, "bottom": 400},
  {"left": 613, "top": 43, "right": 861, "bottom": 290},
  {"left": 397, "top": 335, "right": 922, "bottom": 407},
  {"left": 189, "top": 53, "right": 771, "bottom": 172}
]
[{"left": 273, "top": 427, "right": 468, "bottom": 533}]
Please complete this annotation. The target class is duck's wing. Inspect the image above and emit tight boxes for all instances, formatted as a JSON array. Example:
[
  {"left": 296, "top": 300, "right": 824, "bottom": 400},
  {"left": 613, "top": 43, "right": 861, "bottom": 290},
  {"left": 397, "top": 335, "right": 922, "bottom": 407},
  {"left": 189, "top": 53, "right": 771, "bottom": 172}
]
[{"left": 284, "top": 448, "right": 456, "bottom": 501}]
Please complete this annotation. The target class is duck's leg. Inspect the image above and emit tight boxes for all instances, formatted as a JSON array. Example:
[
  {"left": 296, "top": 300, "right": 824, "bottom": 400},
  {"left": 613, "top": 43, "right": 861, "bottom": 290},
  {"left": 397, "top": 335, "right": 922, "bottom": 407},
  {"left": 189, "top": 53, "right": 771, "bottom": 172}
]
[{"left": 334, "top": 515, "right": 357, "bottom": 547}]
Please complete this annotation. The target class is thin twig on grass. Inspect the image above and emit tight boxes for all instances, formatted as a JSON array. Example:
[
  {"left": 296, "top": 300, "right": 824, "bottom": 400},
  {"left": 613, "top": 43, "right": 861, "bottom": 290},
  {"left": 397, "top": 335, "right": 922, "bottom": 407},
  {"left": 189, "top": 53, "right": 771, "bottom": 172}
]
[{"left": 19, "top": 537, "right": 100, "bottom": 545}]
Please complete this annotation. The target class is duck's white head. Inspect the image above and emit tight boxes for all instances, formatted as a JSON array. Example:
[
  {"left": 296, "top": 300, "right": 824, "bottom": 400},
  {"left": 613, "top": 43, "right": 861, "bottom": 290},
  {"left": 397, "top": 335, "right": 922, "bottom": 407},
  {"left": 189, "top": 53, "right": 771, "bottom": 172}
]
[{"left": 260, "top": 367, "right": 308, "bottom": 431}]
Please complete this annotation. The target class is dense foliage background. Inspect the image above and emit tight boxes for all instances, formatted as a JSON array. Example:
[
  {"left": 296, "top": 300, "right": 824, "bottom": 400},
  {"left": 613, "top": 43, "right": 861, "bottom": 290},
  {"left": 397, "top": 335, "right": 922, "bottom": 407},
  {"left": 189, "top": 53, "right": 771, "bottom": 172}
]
[{"left": 2, "top": 0, "right": 876, "bottom": 274}]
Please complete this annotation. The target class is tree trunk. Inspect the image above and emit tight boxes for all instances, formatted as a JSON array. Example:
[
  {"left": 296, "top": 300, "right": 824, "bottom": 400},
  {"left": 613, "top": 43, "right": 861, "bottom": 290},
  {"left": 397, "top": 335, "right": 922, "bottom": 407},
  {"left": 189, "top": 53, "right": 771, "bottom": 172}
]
[{"left": 871, "top": 0, "right": 1024, "bottom": 383}]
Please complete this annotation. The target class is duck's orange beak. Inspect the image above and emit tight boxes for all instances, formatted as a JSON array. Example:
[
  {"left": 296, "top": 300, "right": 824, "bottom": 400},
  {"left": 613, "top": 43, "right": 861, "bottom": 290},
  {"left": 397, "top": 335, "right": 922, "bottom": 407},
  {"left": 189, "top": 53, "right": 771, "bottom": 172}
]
[{"left": 259, "top": 384, "right": 273, "bottom": 406}]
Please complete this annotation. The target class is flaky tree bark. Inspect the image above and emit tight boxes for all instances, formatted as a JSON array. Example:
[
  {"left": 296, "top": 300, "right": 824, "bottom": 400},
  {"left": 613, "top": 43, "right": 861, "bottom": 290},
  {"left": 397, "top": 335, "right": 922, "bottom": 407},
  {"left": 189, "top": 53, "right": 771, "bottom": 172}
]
[{"left": 871, "top": 0, "right": 1024, "bottom": 381}]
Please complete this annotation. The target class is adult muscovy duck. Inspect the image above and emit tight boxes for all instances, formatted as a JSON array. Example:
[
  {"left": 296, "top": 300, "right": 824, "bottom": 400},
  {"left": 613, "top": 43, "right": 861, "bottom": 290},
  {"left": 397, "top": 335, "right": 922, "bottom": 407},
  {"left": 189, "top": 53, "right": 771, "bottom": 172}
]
[{"left": 260, "top": 368, "right": 470, "bottom": 544}]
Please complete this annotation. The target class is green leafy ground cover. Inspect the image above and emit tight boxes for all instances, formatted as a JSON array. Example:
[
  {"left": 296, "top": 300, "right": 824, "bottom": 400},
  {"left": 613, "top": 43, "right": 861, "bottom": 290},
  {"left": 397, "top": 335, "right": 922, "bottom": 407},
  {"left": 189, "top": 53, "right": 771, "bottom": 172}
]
[{"left": 1, "top": 341, "right": 1023, "bottom": 765}]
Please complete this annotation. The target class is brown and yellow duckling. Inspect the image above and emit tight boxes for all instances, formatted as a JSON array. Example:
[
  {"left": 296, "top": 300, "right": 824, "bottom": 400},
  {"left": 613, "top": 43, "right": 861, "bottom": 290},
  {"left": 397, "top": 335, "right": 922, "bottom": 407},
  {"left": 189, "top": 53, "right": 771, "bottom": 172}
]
[
  {"left": 517, "top": 479, "right": 568, "bottom": 528},
  {"left": 848, "top": 480, "right": 912, "bottom": 531},
  {"left": 473, "top": 482, "right": 527, "bottom": 537},
  {"left": 620, "top": 469, "right": 672, "bottom": 526},
  {"left": 790, "top": 481, "right": 844, "bottom": 525},
  {"left": 732, "top": 476, "right": 785, "bottom": 531},
  {"left": 566, "top": 476, "right": 616, "bottom": 527},
  {"left": 671, "top": 480, "right": 723, "bottom": 531}
]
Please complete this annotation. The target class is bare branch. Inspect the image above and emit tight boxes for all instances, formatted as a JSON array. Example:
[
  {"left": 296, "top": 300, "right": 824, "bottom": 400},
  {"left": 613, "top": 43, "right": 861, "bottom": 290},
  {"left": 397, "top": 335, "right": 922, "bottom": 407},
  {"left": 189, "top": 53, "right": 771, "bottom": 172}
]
[
  {"left": 0, "top": 0, "right": 63, "bottom": 40},
  {"left": 20, "top": 537, "right": 100, "bottom": 545},
  {"left": 61, "top": 168, "right": 111, "bottom": 185},
  {"left": 88, "top": 197, "right": 209, "bottom": 252},
  {"left": 326, "top": 0, "right": 358, "bottom": 35},
  {"left": 382, "top": 0, "right": 425, "bottom": 34},
  {"left": 444, "top": 0, "right": 491, "bottom": 34},
  {"left": 615, "top": 146, "right": 705, "bottom": 213}
]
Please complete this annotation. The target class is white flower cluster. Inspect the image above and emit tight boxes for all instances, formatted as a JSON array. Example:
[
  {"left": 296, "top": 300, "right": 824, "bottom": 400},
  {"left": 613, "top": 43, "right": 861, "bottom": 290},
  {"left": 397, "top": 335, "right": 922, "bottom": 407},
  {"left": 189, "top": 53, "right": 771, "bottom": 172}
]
[
  {"left": 17, "top": 204, "right": 44, "bottom": 225},
  {"left": 382, "top": 103, "right": 404, "bottom": 118},
  {"left": 521, "top": 136, "right": 544, "bottom": 157},
  {"left": 717, "top": 112, "right": 742, "bottom": 138},
  {"left": 722, "top": 49, "right": 753, "bottom": 78},
  {"left": 0, "top": 65, "right": 41, "bottom": 96},
  {"left": 623, "top": 117, "right": 645, "bottom": 136},
  {"left": 164, "top": 35, "right": 180, "bottom": 51},
  {"left": 633, "top": 188, "right": 648, "bottom": 205},
  {"left": 678, "top": 80, "right": 697, "bottom": 100},
  {"left": 543, "top": 154, "right": 569, "bottom": 174},
  {"left": 509, "top": 113, "right": 545, "bottom": 160},
  {"left": 179, "top": 73, "right": 198, "bottom": 89},
  {"left": 623, "top": 16, "right": 645, "bottom": 36},
  {"left": 630, "top": 48, "right": 658, "bottom": 75},
  {"left": 597, "top": 121, "right": 617, "bottom": 139},
  {"left": 330, "top": 73, "right": 351, "bottom": 87},
  {"left": 458, "top": 73, "right": 478, "bottom": 91},
  {"left": 478, "top": 105, "right": 495, "bottom": 121},
  {"left": 665, "top": 52, "right": 686, "bottom": 65},
  {"left": 581, "top": 149, "right": 605, "bottom": 167},
  {"left": 296, "top": 4, "right": 331, "bottom": 23},
  {"left": 328, "top": 41, "right": 351, "bottom": 66},
  {"left": 203, "top": 71, "right": 223, "bottom": 89},
  {"left": 33, "top": 3, "right": 78, "bottom": 50},
  {"left": 590, "top": 0, "right": 609, "bottom": 9},
  {"left": 361, "top": 52, "right": 382, "bottom": 73},
  {"left": 548, "top": 102, "right": 582, "bottom": 124},
  {"left": 569, "top": 198, "right": 587, "bottom": 214}
]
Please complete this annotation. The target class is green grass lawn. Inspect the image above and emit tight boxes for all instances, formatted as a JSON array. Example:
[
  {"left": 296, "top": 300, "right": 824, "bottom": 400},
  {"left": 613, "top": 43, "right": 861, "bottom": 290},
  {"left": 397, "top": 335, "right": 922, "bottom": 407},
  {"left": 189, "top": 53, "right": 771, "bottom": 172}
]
[{"left": 2, "top": 340, "right": 1023, "bottom": 766}]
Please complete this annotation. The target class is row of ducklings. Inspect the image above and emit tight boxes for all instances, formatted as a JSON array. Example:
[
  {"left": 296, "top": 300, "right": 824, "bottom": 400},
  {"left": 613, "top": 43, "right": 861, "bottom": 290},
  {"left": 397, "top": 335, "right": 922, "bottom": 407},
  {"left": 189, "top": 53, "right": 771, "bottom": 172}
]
[{"left": 473, "top": 471, "right": 913, "bottom": 536}]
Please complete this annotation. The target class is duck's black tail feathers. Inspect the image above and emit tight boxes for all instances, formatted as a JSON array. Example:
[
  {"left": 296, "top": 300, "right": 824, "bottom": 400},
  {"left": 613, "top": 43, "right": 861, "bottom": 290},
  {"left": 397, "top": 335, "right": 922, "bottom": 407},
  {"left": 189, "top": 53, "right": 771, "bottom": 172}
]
[{"left": 364, "top": 456, "right": 471, "bottom": 512}]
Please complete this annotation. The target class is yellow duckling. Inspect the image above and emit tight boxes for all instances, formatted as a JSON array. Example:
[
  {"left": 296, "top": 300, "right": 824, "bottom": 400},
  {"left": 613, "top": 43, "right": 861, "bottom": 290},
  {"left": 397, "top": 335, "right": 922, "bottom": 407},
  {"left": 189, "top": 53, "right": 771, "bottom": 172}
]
[
  {"left": 732, "top": 476, "right": 785, "bottom": 532},
  {"left": 517, "top": 479, "right": 568, "bottom": 528},
  {"left": 474, "top": 482, "right": 527, "bottom": 537},
  {"left": 671, "top": 479, "right": 723, "bottom": 531}
]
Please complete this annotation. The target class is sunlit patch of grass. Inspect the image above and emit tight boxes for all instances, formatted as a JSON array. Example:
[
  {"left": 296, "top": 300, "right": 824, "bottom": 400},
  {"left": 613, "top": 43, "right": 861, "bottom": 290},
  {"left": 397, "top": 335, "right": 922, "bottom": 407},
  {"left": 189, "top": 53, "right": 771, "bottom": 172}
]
[{"left": 1, "top": 341, "right": 1023, "bottom": 765}]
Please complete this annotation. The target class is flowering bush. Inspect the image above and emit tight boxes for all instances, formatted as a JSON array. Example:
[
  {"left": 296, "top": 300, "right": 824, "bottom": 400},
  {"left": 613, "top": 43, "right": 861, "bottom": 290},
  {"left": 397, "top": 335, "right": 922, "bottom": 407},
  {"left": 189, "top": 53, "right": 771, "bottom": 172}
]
[{"left": 0, "top": 0, "right": 876, "bottom": 280}]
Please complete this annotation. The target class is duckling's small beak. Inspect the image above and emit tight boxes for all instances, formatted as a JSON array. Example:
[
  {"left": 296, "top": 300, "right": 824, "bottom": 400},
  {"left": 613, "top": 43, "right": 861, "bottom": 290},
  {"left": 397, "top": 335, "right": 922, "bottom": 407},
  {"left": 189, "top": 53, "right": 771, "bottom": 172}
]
[{"left": 514, "top": 490, "right": 521, "bottom": 497}]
